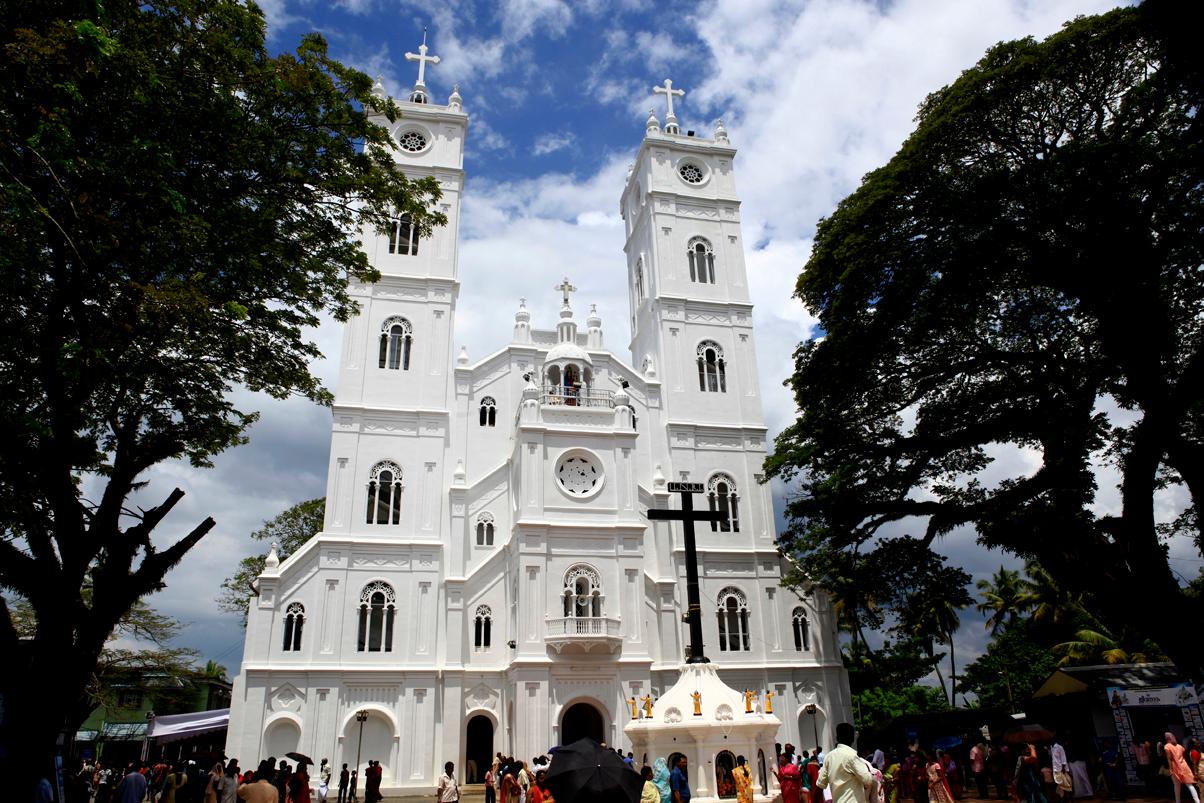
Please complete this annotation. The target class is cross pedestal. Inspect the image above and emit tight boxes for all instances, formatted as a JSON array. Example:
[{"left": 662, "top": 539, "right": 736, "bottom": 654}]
[{"left": 647, "top": 482, "right": 724, "bottom": 663}]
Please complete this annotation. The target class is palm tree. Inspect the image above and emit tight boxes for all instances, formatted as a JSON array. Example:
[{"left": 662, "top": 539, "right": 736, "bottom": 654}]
[
  {"left": 903, "top": 584, "right": 971, "bottom": 707},
  {"left": 1053, "top": 627, "right": 1165, "bottom": 666},
  {"left": 1020, "top": 562, "right": 1084, "bottom": 628},
  {"left": 976, "top": 566, "right": 1028, "bottom": 634}
]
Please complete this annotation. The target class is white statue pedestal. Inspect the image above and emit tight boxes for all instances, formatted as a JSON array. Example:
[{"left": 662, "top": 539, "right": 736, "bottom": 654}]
[{"left": 625, "top": 662, "right": 782, "bottom": 802}]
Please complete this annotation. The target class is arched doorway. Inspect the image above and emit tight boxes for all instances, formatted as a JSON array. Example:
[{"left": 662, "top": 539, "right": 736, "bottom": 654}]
[
  {"left": 341, "top": 711, "right": 394, "bottom": 786},
  {"left": 263, "top": 719, "right": 300, "bottom": 759},
  {"left": 465, "top": 715, "right": 494, "bottom": 784},
  {"left": 560, "top": 702, "right": 604, "bottom": 745},
  {"left": 799, "top": 705, "right": 827, "bottom": 753},
  {"left": 715, "top": 750, "right": 737, "bottom": 799}
]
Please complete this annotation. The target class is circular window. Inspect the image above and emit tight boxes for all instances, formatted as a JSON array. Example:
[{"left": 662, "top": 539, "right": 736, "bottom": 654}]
[
  {"left": 678, "top": 163, "right": 704, "bottom": 184},
  {"left": 398, "top": 130, "right": 428, "bottom": 152},
  {"left": 555, "top": 451, "right": 604, "bottom": 498}
]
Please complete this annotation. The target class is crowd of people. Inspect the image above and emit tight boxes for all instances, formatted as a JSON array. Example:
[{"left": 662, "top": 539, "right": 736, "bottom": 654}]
[{"left": 63, "top": 754, "right": 390, "bottom": 803}]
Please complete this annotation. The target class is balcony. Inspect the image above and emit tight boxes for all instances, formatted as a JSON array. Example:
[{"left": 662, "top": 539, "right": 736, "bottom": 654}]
[
  {"left": 545, "top": 616, "right": 623, "bottom": 654},
  {"left": 540, "top": 385, "right": 614, "bottom": 408}
]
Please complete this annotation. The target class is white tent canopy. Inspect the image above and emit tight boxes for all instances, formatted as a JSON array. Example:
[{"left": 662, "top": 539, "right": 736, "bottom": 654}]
[{"left": 148, "top": 708, "right": 230, "bottom": 743}]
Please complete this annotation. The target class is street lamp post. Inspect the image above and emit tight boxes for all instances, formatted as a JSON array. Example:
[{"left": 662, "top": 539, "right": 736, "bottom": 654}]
[
  {"left": 355, "top": 710, "right": 369, "bottom": 779},
  {"left": 805, "top": 703, "right": 820, "bottom": 749}
]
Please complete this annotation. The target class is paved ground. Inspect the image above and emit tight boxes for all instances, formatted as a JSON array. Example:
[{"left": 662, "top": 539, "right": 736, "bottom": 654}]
[{"left": 371, "top": 791, "right": 1172, "bottom": 802}]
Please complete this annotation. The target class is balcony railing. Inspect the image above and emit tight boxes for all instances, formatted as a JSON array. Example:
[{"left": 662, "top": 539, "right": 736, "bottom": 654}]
[
  {"left": 546, "top": 616, "right": 622, "bottom": 637},
  {"left": 540, "top": 385, "right": 615, "bottom": 408}
]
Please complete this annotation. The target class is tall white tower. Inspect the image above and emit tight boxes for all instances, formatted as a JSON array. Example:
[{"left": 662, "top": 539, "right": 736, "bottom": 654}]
[
  {"left": 321, "top": 65, "right": 467, "bottom": 540},
  {"left": 621, "top": 100, "right": 774, "bottom": 548}
]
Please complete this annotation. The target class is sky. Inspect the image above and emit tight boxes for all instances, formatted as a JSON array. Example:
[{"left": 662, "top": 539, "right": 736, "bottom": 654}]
[{"left": 117, "top": 0, "right": 1169, "bottom": 686}]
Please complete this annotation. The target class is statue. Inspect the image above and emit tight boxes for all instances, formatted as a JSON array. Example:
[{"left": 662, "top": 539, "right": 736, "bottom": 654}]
[
  {"left": 743, "top": 688, "right": 756, "bottom": 714},
  {"left": 691, "top": 690, "right": 702, "bottom": 716},
  {"left": 764, "top": 689, "right": 775, "bottom": 714},
  {"left": 630, "top": 696, "right": 639, "bottom": 719},
  {"left": 642, "top": 694, "right": 654, "bottom": 718}
]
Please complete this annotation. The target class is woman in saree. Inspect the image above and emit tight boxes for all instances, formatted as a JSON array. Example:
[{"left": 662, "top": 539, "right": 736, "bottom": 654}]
[
  {"left": 927, "top": 753, "right": 955, "bottom": 803},
  {"left": 884, "top": 754, "right": 902, "bottom": 803},
  {"left": 652, "top": 757, "right": 672, "bottom": 803},
  {"left": 775, "top": 753, "right": 803, "bottom": 803},
  {"left": 734, "top": 755, "right": 755, "bottom": 803}
]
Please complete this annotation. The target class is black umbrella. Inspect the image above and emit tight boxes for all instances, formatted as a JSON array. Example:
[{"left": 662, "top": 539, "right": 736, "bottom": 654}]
[
  {"left": 543, "top": 738, "right": 642, "bottom": 803},
  {"left": 285, "top": 751, "right": 314, "bottom": 767}
]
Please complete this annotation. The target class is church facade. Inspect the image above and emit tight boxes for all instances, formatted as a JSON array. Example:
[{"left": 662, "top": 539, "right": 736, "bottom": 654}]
[{"left": 225, "top": 55, "right": 851, "bottom": 794}]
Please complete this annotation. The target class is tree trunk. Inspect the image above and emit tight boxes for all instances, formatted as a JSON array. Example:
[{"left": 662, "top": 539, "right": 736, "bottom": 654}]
[{"left": 948, "top": 632, "right": 957, "bottom": 709}]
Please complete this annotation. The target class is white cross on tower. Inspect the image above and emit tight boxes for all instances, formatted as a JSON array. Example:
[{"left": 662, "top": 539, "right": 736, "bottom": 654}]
[
  {"left": 405, "top": 30, "right": 440, "bottom": 97},
  {"left": 554, "top": 277, "right": 577, "bottom": 306},
  {"left": 653, "top": 78, "right": 685, "bottom": 134}
]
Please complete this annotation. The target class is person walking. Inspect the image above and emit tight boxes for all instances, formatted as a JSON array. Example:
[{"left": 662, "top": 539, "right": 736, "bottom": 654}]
[
  {"left": 317, "top": 760, "right": 331, "bottom": 803},
  {"left": 337, "top": 765, "right": 349, "bottom": 803},
  {"left": 437, "top": 762, "right": 459, "bottom": 803},
  {"left": 1015, "top": 744, "right": 1048, "bottom": 803},
  {"left": 1050, "top": 740, "right": 1072, "bottom": 800},
  {"left": 484, "top": 764, "right": 496, "bottom": 803},
  {"left": 926, "top": 755, "right": 954, "bottom": 803},
  {"left": 1165, "top": 733, "right": 1201, "bottom": 803},
  {"left": 347, "top": 770, "right": 357, "bottom": 803},
  {"left": 115, "top": 764, "right": 148, "bottom": 803},
  {"left": 777, "top": 753, "right": 804, "bottom": 803},
  {"left": 670, "top": 755, "right": 691, "bottom": 803},
  {"left": 816, "top": 723, "right": 873, "bottom": 803},
  {"left": 734, "top": 756, "right": 754, "bottom": 803}
]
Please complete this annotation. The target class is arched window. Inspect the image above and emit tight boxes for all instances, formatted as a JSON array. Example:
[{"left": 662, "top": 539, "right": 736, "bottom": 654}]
[
  {"left": 708, "top": 473, "right": 740, "bottom": 533},
  {"left": 697, "top": 340, "right": 727, "bottom": 393},
  {"left": 687, "top": 237, "right": 715, "bottom": 284},
  {"left": 377, "top": 316, "right": 413, "bottom": 371},
  {"left": 474, "top": 604, "right": 492, "bottom": 649},
  {"left": 282, "top": 602, "right": 304, "bottom": 651},
  {"left": 562, "top": 564, "right": 603, "bottom": 618},
  {"left": 635, "top": 258, "right": 645, "bottom": 302},
  {"left": 475, "top": 512, "right": 495, "bottom": 547},
  {"left": 388, "top": 212, "right": 420, "bottom": 255},
  {"left": 356, "top": 581, "right": 396, "bottom": 652},
  {"left": 716, "top": 587, "right": 750, "bottom": 652},
  {"left": 792, "top": 607, "right": 810, "bottom": 651},
  {"left": 479, "top": 397, "right": 497, "bottom": 427},
  {"left": 366, "top": 460, "right": 403, "bottom": 525}
]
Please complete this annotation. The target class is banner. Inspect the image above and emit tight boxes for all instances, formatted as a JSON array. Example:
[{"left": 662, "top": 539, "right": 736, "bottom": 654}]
[{"left": 1107, "top": 684, "right": 1199, "bottom": 708}]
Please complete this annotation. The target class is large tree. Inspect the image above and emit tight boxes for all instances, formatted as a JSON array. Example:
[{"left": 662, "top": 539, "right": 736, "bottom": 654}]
[
  {"left": 766, "top": 4, "right": 1204, "bottom": 677},
  {"left": 0, "top": 0, "right": 443, "bottom": 786}
]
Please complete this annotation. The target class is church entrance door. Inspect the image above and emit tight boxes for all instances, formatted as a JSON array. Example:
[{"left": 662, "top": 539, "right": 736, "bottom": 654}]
[
  {"left": 560, "top": 702, "right": 605, "bottom": 745},
  {"left": 465, "top": 715, "right": 493, "bottom": 784}
]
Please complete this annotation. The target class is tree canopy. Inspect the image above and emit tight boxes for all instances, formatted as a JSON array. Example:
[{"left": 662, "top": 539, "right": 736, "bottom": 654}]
[
  {"left": 0, "top": 0, "right": 443, "bottom": 784},
  {"left": 767, "top": 4, "right": 1204, "bottom": 676}
]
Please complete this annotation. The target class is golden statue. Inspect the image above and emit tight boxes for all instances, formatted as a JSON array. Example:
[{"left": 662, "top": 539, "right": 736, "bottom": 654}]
[
  {"left": 691, "top": 690, "right": 702, "bottom": 716},
  {"left": 743, "top": 688, "right": 756, "bottom": 714},
  {"left": 764, "top": 689, "right": 775, "bottom": 714},
  {"left": 629, "top": 696, "right": 638, "bottom": 719},
  {"left": 642, "top": 694, "right": 654, "bottom": 718}
]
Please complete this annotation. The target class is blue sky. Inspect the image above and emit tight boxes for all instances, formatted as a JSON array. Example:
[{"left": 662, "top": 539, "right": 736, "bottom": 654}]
[{"left": 113, "top": 0, "right": 1176, "bottom": 686}]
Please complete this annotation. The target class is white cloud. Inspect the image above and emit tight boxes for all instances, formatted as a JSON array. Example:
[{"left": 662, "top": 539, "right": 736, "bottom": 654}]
[{"left": 532, "top": 130, "right": 576, "bottom": 155}]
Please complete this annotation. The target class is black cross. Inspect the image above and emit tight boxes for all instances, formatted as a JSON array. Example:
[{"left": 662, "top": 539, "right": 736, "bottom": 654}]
[{"left": 647, "top": 482, "right": 725, "bottom": 664}]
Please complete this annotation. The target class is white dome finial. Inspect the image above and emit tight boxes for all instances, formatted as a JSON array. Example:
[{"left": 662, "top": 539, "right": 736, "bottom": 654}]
[
  {"left": 714, "top": 118, "right": 729, "bottom": 143},
  {"left": 457, "top": 345, "right": 469, "bottom": 366},
  {"left": 265, "top": 542, "right": 280, "bottom": 569}
]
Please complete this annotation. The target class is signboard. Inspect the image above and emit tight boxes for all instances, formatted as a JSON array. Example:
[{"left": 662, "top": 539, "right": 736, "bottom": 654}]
[
  {"left": 1107, "top": 684, "right": 1199, "bottom": 708},
  {"left": 667, "top": 482, "right": 704, "bottom": 493}
]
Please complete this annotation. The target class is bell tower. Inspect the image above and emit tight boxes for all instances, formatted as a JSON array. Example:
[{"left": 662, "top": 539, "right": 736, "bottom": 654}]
[{"left": 321, "top": 38, "right": 466, "bottom": 538}]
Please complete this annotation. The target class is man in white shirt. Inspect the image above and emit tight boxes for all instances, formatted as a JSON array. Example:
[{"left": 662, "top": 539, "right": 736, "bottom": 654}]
[
  {"left": 816, "top": 723, "right": 872, "bottom": 803},
  {"left": 437, "top": 762, "right": 459, "bottom": 803}
]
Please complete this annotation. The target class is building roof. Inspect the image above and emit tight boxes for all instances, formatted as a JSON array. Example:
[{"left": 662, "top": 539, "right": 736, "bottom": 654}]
[{"left": 1032, "top": 663, "right": 1182, "bottom": 699}]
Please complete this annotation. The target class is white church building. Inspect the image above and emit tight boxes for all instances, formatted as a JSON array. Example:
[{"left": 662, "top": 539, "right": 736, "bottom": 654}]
[{"left": 225, "top": 44, "right": 851, "bottom": 795}]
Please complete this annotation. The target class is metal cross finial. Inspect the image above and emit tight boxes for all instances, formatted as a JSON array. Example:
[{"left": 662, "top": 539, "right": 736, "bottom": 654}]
[
  {"left": 653, "top": 79, "right": 685, "bottom": 122},
  {"left": 405, "top": 35, "right": 441, "bottom": 88},
  {"left": 554, "top": 277, "right": 577, "bottom": 306}
]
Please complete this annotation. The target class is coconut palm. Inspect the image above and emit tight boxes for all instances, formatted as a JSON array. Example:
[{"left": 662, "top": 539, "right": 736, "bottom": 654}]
[
  {"left": 1020, "top": 561, "right": 1085, "bottom": 628},
  {"left": 1053, "top": 627, "right": 1166, "bottom": 666},
  {"left": 976, "top": 566, "right": 1029, "bottom": 634},
  {"left": 901, "top": 582, "right": 972, "bottom": 707}
]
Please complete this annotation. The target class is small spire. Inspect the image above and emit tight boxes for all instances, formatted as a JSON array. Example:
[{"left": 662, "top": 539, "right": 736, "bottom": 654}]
[
  {"left": 371, "top": 75, "right": 387, "bottom": 99},
  {"left": 457, "top": 345, "right": 469, "bottom": 366},
  {"left": 587, "top": 303, "right": 602, "bottom": 329},
  {"left": 265, "top": 542, "right": 280, "bottom": 569},
  {"left": 514, "top": 297, "right": 530, "bottom": 322},
  {"left": 646, "top": 108, "right": 660, "bottom": 135},
  {"left": 714, "top": 118, "right": 729, "bottom": 143},
  {"left": 653, "top": 464, "right": 667, "bottom": 488},
  {"left": 453, "top": 459, "right": 466, "bottom": 484},
  {"left": 448, "top": 83, "right": 462, "bottom": 111}
]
